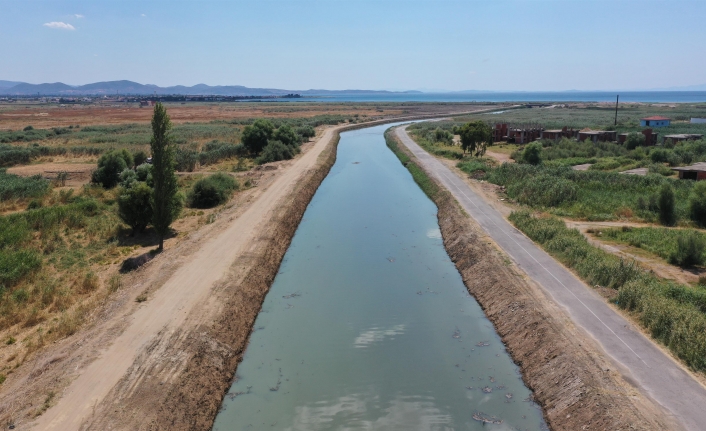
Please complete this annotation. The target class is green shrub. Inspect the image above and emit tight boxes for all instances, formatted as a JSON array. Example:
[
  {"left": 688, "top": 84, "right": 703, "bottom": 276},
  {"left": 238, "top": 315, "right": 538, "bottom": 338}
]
[
  {"left": 198, "top": 141, "right": 245, "bottom": 166},
  {"left": 658, "top": 183, "right": 676, "bottom": 226},
  {"left": 119, "top": 169, "right": 138, "bottom": 189},
  {"left": 0, "top": 250, "right": 41, "bottom": 287},
  {"left": 118, "top": 182, "right": 153, "bottom": 233},
  {"left": 522, "top": 142, "right": 542, "bottom": 165},
  {"left": 669, "top": 232, "right": 706, "bottom": 267},
  {"left": 187, "top": 173, "right": 239, "bottom": 208},
  {"left": 625, "top": 132, "right": 646, "bottom": 150},
  {"left": 509, "top": 210, "right": 706, "bottom": 372},
  {"left": 136, "top": 163, "right": 153, "bottom": 184},
  {"left": 0, "top": 170, "right": 50, "bottom": 201},
  {"left": 689, "top": 181, "right": 706, "bottom": 227},
  {"left": 241, "top": 119, "right": 274, "bottom": 154},
  {"left": 92, "top": 149, "right": 134, "bottom": 188},
  {"left": 256, "top": 140, "right": 294, "bottom": 165},
  {"left": 297, "top": 125, "right": 316, "bottom": 140},
  {"left": 273, "top": 124, "right": 302, "bottom": 149},
  {"left": 133, "top": 150, "right": 148, "bottom": 167},
  {"left": 175, "top": 148, "right": 198, "bottom": 172},
  {"left": 508, "top": 175, "right": 577, "bottom": 207}
]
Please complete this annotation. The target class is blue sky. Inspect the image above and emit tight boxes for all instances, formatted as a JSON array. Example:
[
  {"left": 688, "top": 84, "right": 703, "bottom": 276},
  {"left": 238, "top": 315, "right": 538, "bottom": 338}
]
[{"left": 1, "top": 0, "right": 704, "bottom": 91}]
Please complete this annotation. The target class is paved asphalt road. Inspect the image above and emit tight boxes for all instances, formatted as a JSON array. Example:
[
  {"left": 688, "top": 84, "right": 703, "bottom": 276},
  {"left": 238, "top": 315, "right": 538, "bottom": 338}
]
[{"left": 396, "top": 125, "right": 706, "bottom": 431}]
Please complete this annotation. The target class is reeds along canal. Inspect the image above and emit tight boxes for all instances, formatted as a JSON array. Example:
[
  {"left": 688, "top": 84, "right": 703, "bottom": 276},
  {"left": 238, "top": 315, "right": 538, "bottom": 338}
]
[{"left": 213, "top": 123, "right": 547, "bottom": 430}]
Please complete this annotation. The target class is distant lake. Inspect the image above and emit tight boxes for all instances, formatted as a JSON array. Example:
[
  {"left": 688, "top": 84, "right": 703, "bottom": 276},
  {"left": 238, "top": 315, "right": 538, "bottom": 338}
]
[{"left": 294, "top": 91, "right": 706, "bottom": 103}]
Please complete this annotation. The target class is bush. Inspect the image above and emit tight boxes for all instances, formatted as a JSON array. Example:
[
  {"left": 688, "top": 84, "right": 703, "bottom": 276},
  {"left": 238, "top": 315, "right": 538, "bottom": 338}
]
[
  {"left": 92, "top": 149, "right": 134, "bottom": 188},
  {"left": 0, "top": 170, "right": 50, "bottom": 201},
  {"left": 133, "top": 150, "right": 148, "bottom": 167},
  {"left": 273, "top": 124, "right": 302, "bottom": 149},
  {"left": 256, "top": 140, "right": 294, "bottom": 164},
  {"left": 508, "top": 174, "right": 577, "bottom": 207},
  {"left": 175, "top": 148, "right": 198, "bottom": 172},
  {"left": 690, "top": 181, "right": 706, "bottom": 227},
  {"left": 297, "top": 125, "right": 316, "bottom": 140},
  {"left": 187, "top": 173, "right": 239, "bottom": 208},
  {"left": 669, "top": 232, "right": 706, "bottom": 267},
  {"left": 522, "top": 142, "right": 542, "bottom": 165},
  {"left": 658, "top": 183, "right": 676, "bottom": 226},
  {"left": 119, "top": 169, "right": 137, "bottom": 188},
  {"left": 118, "top": 182, "right": 153, "bottom": 233},
  {"left": 241, "top": 119, "right": 274, "bottom": 154},
  {"left": 133, "top": 164, "right": 153, "bottom": 187},
  {"left": 198, "top": 141, "right": 245, "bottom": 166},
  {"left": 625, "top": 132, "right": 646, "bottom": 150}
]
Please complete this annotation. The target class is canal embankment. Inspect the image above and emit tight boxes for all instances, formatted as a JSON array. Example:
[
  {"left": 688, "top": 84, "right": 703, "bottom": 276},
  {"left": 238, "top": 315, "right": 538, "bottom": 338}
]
[{"left": 386, "top": 128, "right": 674, "bottom": 430}]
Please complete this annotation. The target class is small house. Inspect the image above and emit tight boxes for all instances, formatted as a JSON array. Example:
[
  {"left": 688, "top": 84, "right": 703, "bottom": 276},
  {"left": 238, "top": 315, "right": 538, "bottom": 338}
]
[
  {"left": 672, "top": 162, "right": 706, "bottom": 180},
  {"left": 663, "top": 134, "right": 704, "bottom": 145},
  {"left": 640, "top": 116, "right": 671, "bottom": 128},
  {"left": 578, "top": 129, "right": 617, "bottom": 143},
  {"left": 541, "top": 127, "right": 579, "bottom": 141},
  {"left": 691, "top": 118, "right": 706, "bottom": 124}
]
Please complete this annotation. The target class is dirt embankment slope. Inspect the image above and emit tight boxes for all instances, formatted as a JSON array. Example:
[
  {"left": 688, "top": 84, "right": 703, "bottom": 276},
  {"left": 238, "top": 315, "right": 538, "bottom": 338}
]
[
  {"left": 0, "top": 111, "right": 484, "bottom": 431},
  {"left": 390, "top": 133, "right": 673, "bottom": 430}
]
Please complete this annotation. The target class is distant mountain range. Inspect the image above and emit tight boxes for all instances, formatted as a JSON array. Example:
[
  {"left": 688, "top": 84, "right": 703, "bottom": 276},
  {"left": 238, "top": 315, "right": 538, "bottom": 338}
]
[
  {"left": 0, "top": 80, "right": 423, "bottom": 97},
  {"left": 1, "top": 80, "right": 705, "bottom": 96}
]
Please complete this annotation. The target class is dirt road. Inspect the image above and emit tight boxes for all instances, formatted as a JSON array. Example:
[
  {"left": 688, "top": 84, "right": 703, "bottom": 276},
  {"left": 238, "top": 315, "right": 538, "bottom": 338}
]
[
  {"left": 396, "top": 125, "right": 706, "bottom": 431},
  {"left": 31, "top": 126, "right": 339, "bottom": 430}
]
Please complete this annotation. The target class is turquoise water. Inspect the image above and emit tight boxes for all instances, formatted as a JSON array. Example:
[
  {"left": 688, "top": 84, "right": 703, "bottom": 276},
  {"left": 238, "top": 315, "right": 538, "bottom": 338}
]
[{"left": 213, "top": 124, "right": 547, "bottom": 430}]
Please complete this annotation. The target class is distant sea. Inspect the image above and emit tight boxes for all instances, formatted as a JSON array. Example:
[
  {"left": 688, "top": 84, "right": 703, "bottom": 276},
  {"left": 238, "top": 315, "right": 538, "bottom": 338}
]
[{"left": 295, "top": 91, "right": 706, "bottom": 103}]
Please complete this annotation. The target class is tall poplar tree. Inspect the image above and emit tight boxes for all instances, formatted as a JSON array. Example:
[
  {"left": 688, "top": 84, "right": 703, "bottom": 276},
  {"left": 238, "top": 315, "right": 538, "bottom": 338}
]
[{"left": 150, "top": 103, "right": 181, "bottom": 250}]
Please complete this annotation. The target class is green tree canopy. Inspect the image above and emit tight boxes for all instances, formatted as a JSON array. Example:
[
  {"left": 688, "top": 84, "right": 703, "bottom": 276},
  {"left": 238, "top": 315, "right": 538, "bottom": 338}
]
[
  {"left": 92, "top": 149, "right": 134, "bottom": 188},
  {"left": 458, "top": 121, "right": 492, "bottom": 157},
  {"left": 118, "top": 182, "right": 153, "bottom": 234},
  {"left": 689, "top": 181, "right": 706, "bottom": 227},
  {"left": 273, "top": 124, "right": 302, "bottom": 149},
  {"left": 241, "top": 119, "right": 275, "bottom": 155},
  {"left": 522, "top": 142, "right": 543, "bottom": 165},
  {"left": 658, "top": 183, "right": 676, "bottom": 226},
  {"left": 149, "top": 103, "right": 182, "bottom": 250},
  {"left": 625, "top": 132, "right": 646, "bottom": 150}
]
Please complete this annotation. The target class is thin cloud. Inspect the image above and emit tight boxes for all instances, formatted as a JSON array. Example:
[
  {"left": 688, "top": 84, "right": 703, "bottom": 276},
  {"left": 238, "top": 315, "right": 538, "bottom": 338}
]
[
  {"left": 74, "top": 14, "right": 84, "bottom": 19},
  {"left": 141, "top": 13, "right": 146, "bottom": 17},
  {"left": 43, "top": 22, "right": 76, "bottom": 30}
]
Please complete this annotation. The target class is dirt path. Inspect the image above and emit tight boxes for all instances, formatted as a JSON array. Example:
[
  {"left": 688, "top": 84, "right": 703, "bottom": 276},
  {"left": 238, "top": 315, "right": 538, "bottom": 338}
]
[
  {"left": 397, "top": 125, "right": 706, "bottom": 431},
  {"left": 566, "top": 221, "right": 706, "bottom": 285},
  {"left": 30, "top": 126, "right": 338, "bottom": 430},
  {"left": 485, "top": 150, "right": 513, "bottom": 164}
]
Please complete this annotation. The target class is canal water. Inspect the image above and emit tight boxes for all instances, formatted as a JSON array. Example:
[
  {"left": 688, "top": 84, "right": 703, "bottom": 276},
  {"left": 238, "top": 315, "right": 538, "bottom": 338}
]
[{"left": 213, "top": 124, "right": 547, "bottom": 430}]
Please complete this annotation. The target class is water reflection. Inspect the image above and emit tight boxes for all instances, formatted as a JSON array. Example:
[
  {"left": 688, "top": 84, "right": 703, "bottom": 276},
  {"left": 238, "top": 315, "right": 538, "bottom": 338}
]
[{"left": 213, "top": 124, "right": 546, "bottom": 431}]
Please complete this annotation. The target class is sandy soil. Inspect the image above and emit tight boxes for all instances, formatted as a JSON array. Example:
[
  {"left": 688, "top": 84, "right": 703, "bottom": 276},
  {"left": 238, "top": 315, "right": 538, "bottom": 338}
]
[
  {"left": 485, "top": 150, "right": 514, "bottom": 164},
  {"left": 392, "top": 134, "right": 675, "bottom": 430}
]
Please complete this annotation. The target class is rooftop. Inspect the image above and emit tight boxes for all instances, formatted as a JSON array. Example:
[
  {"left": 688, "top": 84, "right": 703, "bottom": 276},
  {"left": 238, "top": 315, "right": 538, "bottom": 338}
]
[
  {"left": 671, "top": 162, "right": 706, "bottom": 172},
  {"left": 641, "top": 116, "right": 671, "bottom": 121}
]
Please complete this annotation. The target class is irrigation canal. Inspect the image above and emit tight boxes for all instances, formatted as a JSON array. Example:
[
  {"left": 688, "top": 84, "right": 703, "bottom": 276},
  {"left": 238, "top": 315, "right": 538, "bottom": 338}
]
[{"left": 213, "top": 123, "right": 547, "bottom": 430}]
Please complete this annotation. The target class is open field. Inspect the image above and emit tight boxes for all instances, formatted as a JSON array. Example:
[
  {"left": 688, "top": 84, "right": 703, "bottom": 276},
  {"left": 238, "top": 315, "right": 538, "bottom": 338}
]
[{"left": 0, "top": 101, "right": 500, "bottom": 129}]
